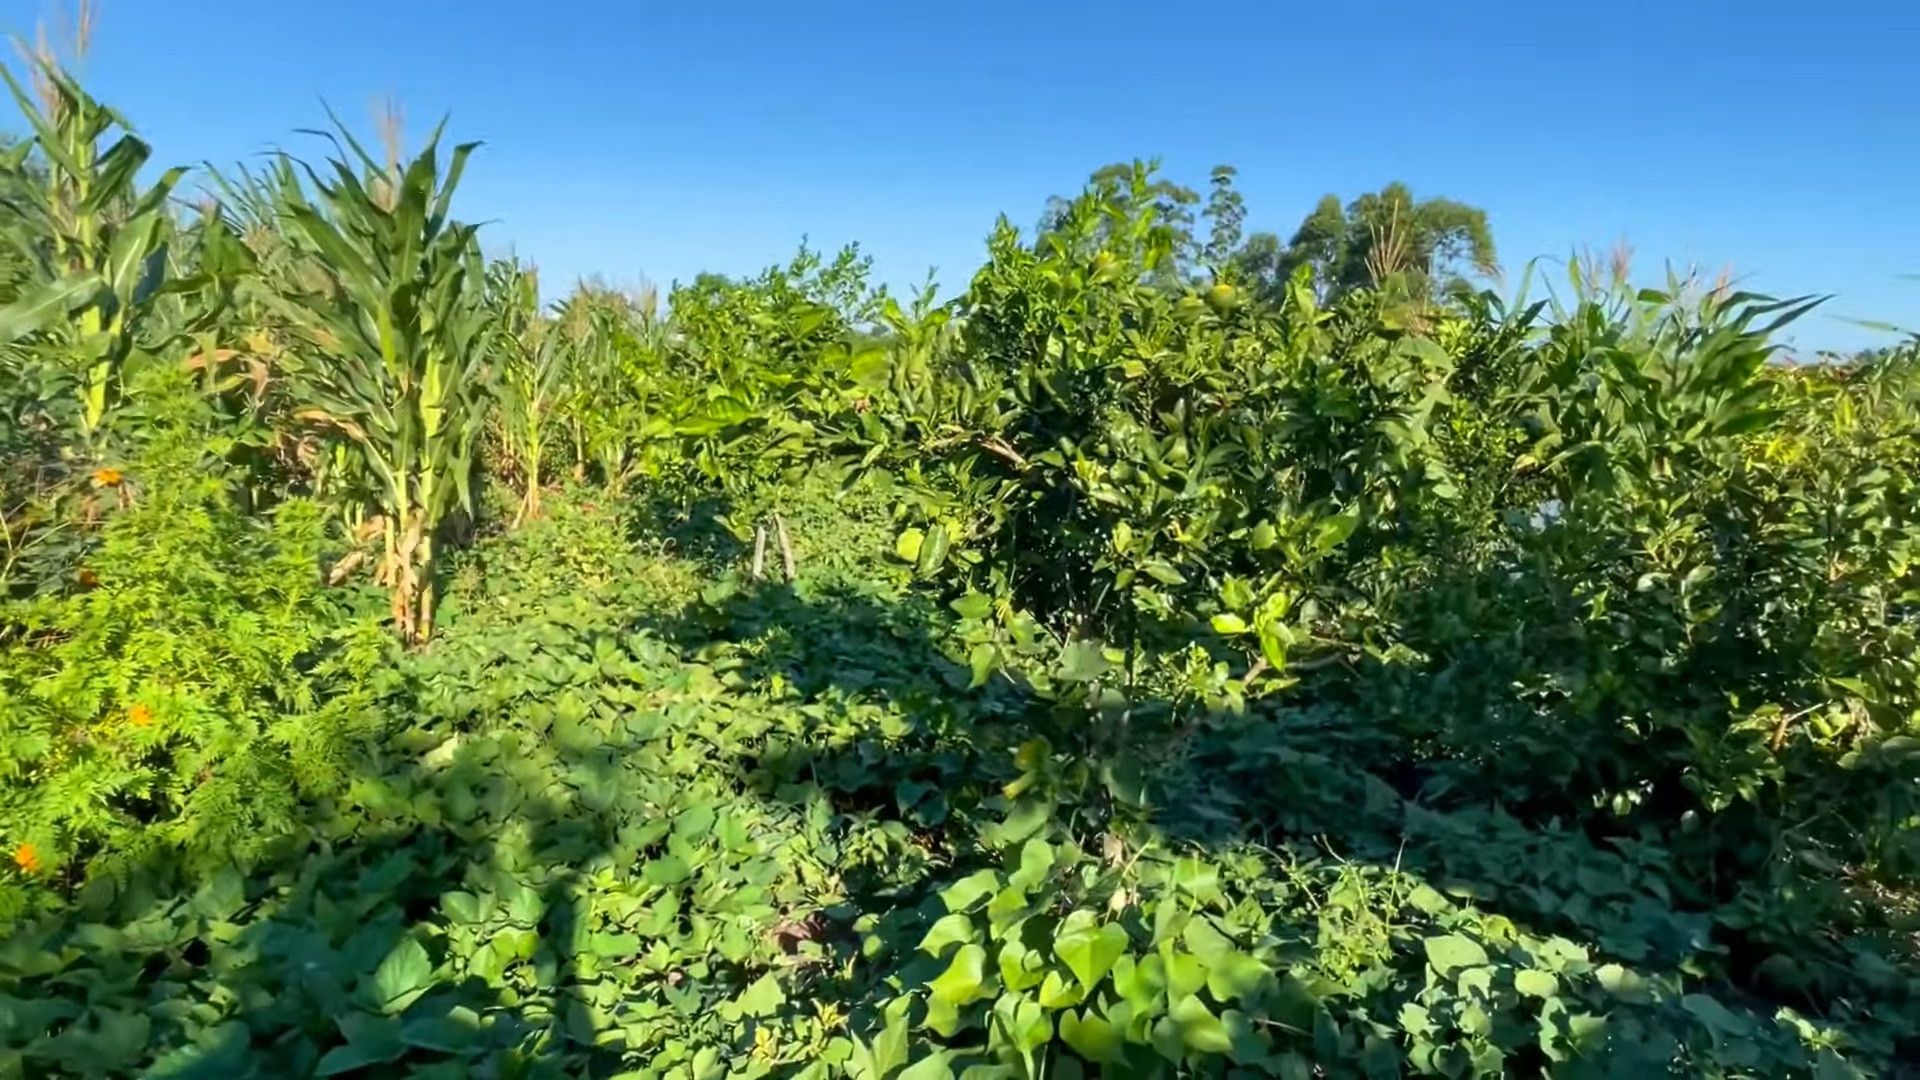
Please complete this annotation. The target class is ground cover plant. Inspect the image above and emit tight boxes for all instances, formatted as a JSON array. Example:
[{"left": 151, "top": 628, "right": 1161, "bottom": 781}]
[{"left": 2, "top": 41, "right": 1919, "bottom": 1079}]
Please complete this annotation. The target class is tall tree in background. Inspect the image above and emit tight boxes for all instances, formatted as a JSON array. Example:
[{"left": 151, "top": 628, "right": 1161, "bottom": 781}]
[
  {"left": 1039, "top": 167, "right": 1496, "bottom": 304},
  {"left": 1199, "top": 164, "right": 1245, "bottom": 271},
  {"left": 1235, "top": 182, "right": 1497, "bottom": 303}
]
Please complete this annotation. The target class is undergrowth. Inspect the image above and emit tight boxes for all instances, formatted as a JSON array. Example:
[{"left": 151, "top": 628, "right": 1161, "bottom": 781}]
[{"left": 2, "top": 480, "right": 1910, "bottom": 1078}]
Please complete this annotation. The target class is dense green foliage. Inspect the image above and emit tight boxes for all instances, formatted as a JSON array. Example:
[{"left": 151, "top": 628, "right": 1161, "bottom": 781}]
[{"left": 2, "top": 53, "right": 1918, "bottom": 1079}]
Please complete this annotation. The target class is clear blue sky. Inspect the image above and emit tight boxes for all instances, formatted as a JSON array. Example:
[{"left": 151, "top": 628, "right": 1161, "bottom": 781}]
[{"left": 7, "top": 0, "right": 1915, "bottom": 351}]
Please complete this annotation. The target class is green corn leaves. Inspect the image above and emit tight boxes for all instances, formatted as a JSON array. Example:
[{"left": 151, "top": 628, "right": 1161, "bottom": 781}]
[
  {"left": 0, "top": 59, "right": 192, "bottom": 439},
  {"left": 266, "top": 112, "right": 490, "bottom": 643}
]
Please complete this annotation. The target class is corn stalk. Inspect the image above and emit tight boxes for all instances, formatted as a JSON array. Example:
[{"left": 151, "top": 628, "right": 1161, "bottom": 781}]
[
  {"left": 265, "top": 114, "right": 490, "bottom": 645},
  {"left": 493, "top": 263, "right": 572, "bottom": 524},
  {"left": 0, "top": 56, "right": 187, "bottom": 442}
]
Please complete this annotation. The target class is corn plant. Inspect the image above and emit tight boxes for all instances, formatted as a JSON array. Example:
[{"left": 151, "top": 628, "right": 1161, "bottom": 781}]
[
  {"left": 560, "top": 284, "right": 677, "bottom": 495},
  {"left": 0, "top": 57, "right": 187, "bottom": 442},
  {"left": 263, "top": 115, "right": 490, "bottom": 644},
  {"left": 488, "top": 260, "right": 572, "bottom": 524}
]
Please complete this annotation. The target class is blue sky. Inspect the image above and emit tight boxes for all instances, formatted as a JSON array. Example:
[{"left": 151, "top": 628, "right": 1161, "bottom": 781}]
[{"left": 7, "top": 0, "right": 1914, "bottom": 351}]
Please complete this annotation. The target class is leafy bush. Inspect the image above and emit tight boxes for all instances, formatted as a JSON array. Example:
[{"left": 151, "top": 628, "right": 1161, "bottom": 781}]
[{"left": 0, "top": 386, "right": 383, "bottom": 921}]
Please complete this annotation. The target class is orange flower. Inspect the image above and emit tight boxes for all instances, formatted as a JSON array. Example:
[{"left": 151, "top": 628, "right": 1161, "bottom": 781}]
[
  {"left": 91, "top": 467, "right": 124, "bottom": 488},
  {"left": 12, "top": 843, "right": 40, "bottom": 875},
  {"left": 128, "top": 703, "right": 153, "bottom": 727}
]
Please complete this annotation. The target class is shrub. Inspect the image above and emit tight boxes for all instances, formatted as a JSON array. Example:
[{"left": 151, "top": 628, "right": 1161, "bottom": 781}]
[{"left": 0, "top": 389, "right": 384, "bottom": 920}]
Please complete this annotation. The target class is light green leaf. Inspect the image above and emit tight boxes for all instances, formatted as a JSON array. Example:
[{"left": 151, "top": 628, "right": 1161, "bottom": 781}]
[
  {"left": 1515, "top": 969, "right": 1558, "bottom": 999},
  {"left": 991, "top": 993, "right": 1053, "bottom": 1054},
  {"left": 1423, "top": 934, "right": 1488, "bottom": 976},
  {"left": 1056, "top": 913, "right": 1129, "bottom": 991},
  {"left": 939, "top": 869, "right": 1002, "bottom": 913},
  {"left": 0, "top": 274, "right": 103, "bottom": 344},
  {"left": 400, "top": 1006, "right": 483, "bottom": 1052},
  {"left": 318, "top": 1014, "right": 406, "bottom": 1075},
  {"left": 1038, "top": 968, "right": 1087, "bottom": 1009},
  {"left": 920, "top": 912, "right": 980, "bottom": 957},
  {"left": 915, "top": 523, "right": 951, "bottom": 576},
  {"left": 1167, "top": 994, "right": 1233, "bottom": 1054},
  {"left": 370, "top": 938, "right": 433, "bottom": 1012},
  {"left": 1058, "top": 640, "right": 1113, "bottom": 683},
  {"left": 735, "top": 972, "right": 786, "bottom": 1017},
  {"left": 1142, "top": 560, "right": 1186, "bottom": 585},
  {"left": 950, "top": 591, "right": 993, "bottom": 620},
  {"left": 1060, "top": 1008, "right": 1126, "bottom": 1064},
  {"left": 1203, "top": 952, "right": 1271, "bottom": 1002},
  {"left": 642, "top": 853, "right": 692, "bottom": 885},
  {"left": 898, "top": 1051, "right": 955, "bottom": 1080},
  {"left": 928, "top": 943, "right": 991, "bottom": 1010},
  {"left": 1310, "top": 507, "right": 1361, "bottom": 553}
]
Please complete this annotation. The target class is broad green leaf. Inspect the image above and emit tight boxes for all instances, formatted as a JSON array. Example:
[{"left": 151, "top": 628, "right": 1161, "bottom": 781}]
[
  {"left": 950, "top": 591, "right": 993, "bottom": 620},
  {"left": 920, "top": 912, "right": 980, "bottom": 957},
  {"left": 860, "top": 1014, "right": 911, "bottom": 1077},
  {"left": 400, "top": 1006, "right": 483, "bottom": 1052},
  {"left": 1681, "top": 993, "right": 1746, "bottom": 1035},
  {"left": 1166, "top": 994, "right": 1233, "bottom": 1055},
  {"left": 1060, "top": 1008, "right": 1127, "bottom": 1064},
  {"left": 643, "top": 853, "right": 692, "bottom": 885},
  {"left": 1112, "top": 953, "right": 1166, "bottom": 1011},
  {"left": 985, "top": 799, "right": 1051, "bottom": 848},
  {"left": 1056, "top": 913, "right": 1129, "bottom": 991},
  {"left": 998, "top": 936, "right": 1046, "bottom": 993},
  {"left": 0, "top": 274, "right": 103, "bottom": 343},
  {"left": 1058, "top": 640, "right": 1113, "bottom": 683},
  {"left": 1310, "top": 507, "right": 1361, "bottom": 553},
  {"left": 370, "top": 937, "right": 434, "bottom": 1012},
  {"left": 1423, "top": 934, "right": 1488, "bottom": 976},
  {"left": 916, "top": 523, "right": 951, "bottom": 575},
  {"left": 898, "top": 1051, "right": 956, "bottom": 1080},
  {"left": 1163, "top": 949, "right": 1207, "bottom": 998},
  {"left": 734, "top": 972, "right": 786, "bottom": 1017},
  {"left": 1037, "top": 968, "right": 1087, "bottom": 1009},
  {"left": 894, "top": 528, "right": 925, "bottom": 563},
  {"left": 929, "top": 943, "right": 991, "bottom": 1009},
  {"left": 1515, "top": 969, "right": 1558, "bottom": 999},
  {"left": 1204, "top": 952, "right": 1271, "bottom": 1002},
  {"left": 318, "top": 1014, "right": 407, "bottom": 1075},
  {"left": 1008, "top": 838, "right": 1056, "bottom": 891},
  {"left": 991, "top": 993, "right": 1053, "bottom": 1054},
  {"left": 1594, "top": 962, "right": 1651, "bottom": 1001},
  {"left": 924, "top": 944, "right": 990, "bottom": 1037},
  {"left": 1142, "top": 560, "right": 1186, "bottom": 585},
  {"left": 939, "top": 869, "right": 1003, "bottom": 913}
]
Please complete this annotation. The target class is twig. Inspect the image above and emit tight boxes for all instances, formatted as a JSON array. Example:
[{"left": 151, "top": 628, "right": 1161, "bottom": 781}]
[
  {"left": 750, "top": 523, "right": 767, "bottom": 581},
  {"left": 978, "top": 435, "right": 1028, "bottom": 469},
  {"left": 1769, "top": 703, "right": 1822, "bottom": 751},
  {"left": 773, "top": 513, "right": 797, "bottom": 582}
]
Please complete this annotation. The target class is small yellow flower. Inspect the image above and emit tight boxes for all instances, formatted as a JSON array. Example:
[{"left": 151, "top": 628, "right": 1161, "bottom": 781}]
[
  {"left": 751, "top": 1025, "right": 778, "bottom": 1062},
  {"left": 128, "top": 703, "right": 153, "bottom": 727},
  {"left": 13, "top": 843, "right": 40, "bottom": 875},
  {"left": 91, "top": 467, "right": 124, "bottom": 488}
]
